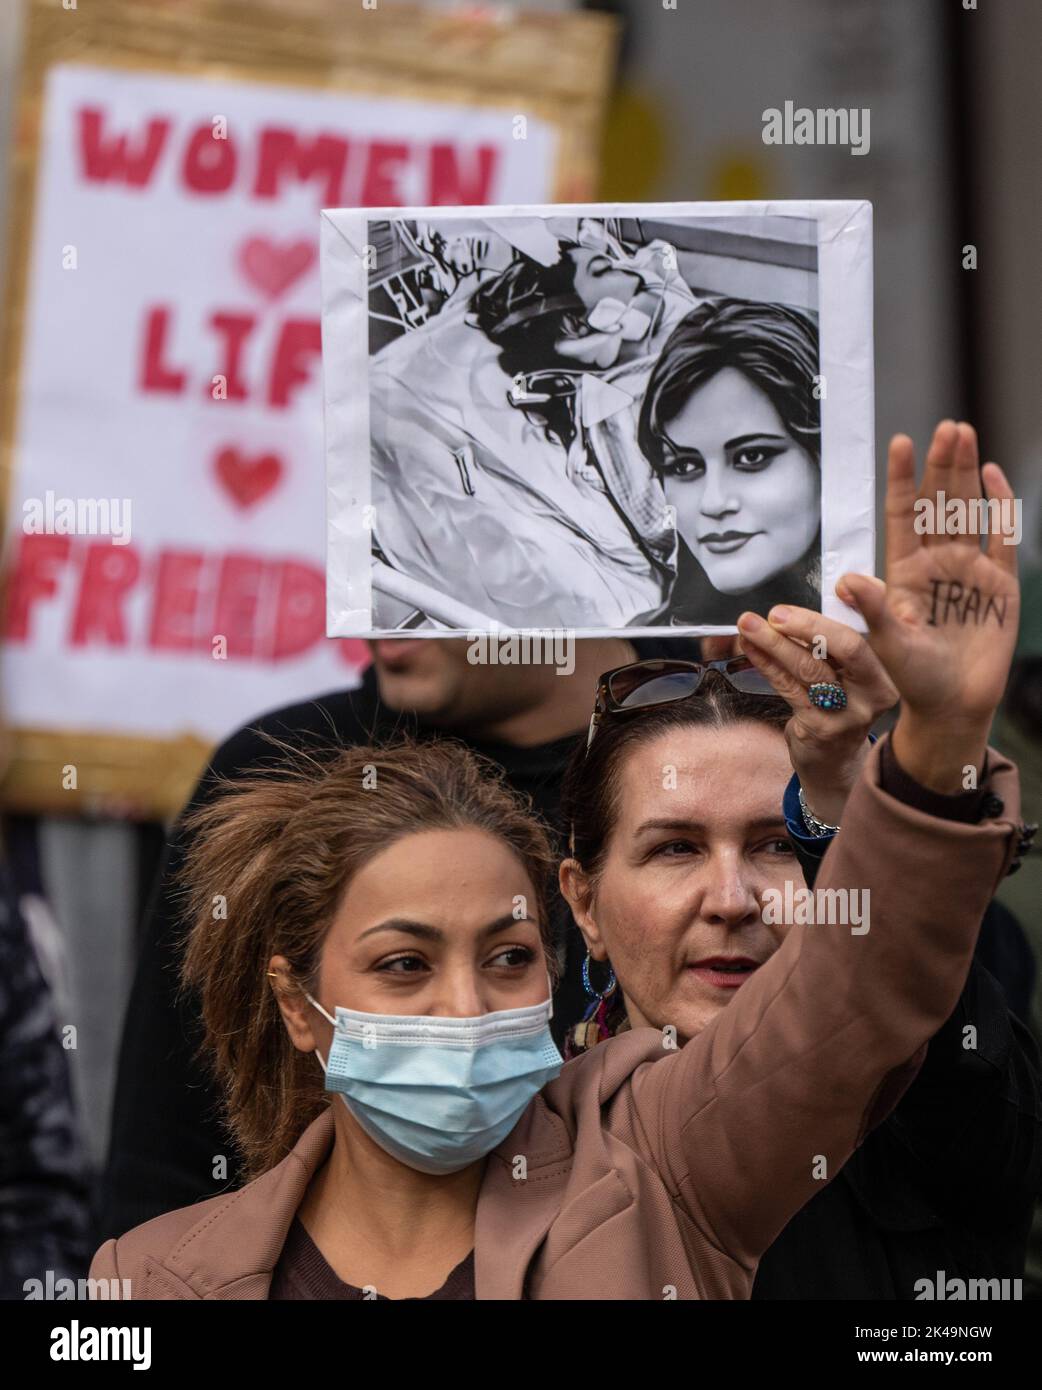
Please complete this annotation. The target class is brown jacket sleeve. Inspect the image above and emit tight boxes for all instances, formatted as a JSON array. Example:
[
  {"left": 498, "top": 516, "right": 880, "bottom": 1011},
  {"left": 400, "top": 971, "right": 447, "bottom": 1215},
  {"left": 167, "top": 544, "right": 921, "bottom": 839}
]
[
  {"left": 621, "top": 736, "right": 1023, "bottom": 1273},
  {"left": 89, "top": 1238, "right": 119, "bottom": 1284}
]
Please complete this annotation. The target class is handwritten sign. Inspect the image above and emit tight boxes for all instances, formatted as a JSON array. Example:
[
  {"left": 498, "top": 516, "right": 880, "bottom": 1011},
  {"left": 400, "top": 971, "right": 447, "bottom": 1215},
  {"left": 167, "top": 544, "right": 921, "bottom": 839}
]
[{"left": 0, "top": 0, "right": 616, "bottom": 815}]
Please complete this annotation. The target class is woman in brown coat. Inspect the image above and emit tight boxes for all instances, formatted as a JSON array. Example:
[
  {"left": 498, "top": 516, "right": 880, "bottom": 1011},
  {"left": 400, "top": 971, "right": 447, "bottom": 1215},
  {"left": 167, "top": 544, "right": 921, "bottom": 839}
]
[{"left": 90, "top": 422, "right": 1026, "bottom": 1299}]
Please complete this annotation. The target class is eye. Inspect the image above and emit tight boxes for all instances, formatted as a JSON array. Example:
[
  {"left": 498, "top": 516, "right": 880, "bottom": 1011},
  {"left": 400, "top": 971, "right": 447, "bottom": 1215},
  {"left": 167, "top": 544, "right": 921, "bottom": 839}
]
[
  {"left": 759, "top": 838, "right": 797, "bottom": 857},
  {"left": 376, "top": 953, "right": 430, "bottom": 975},
  {"left": 732, "top": 445, "right": 783, "bottom": 471},
  {"left": 651, "top": 839, "right": 699, "bottom": 860},
  {"left": 660, "top": 452, "right": 704, "bottom": 480},
  {"left": 486, "top": 945, "right": 537, "bottom": 970}
]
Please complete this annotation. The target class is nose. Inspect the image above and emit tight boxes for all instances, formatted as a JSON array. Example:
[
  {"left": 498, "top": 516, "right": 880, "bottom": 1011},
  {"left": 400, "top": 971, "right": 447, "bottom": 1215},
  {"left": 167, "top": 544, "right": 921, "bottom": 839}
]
[
  {"left": 427, "top": 970, "right": 485, "bottom": 1020},
  {"left": 698, "top": 460, "right": 739, "bottom": 520},
  {"left": 698, "top": 850, "right": 762, "bottom": 930}
]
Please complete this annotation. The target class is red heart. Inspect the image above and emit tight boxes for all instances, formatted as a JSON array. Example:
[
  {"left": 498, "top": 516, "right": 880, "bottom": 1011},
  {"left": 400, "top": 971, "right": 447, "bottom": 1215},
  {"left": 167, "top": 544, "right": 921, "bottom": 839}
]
[
  {"left": 214, "top": 448, "right": 283, "bottom": 509},
  {"left": 238, "top": 237, "right": 316, "bottom": 299}
]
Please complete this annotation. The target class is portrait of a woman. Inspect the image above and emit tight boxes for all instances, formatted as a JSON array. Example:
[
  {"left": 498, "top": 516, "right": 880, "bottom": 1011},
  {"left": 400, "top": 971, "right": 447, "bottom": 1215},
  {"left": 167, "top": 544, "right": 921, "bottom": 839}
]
[{"left": 637, "top": 297, "right": 822, "bottom": 625}]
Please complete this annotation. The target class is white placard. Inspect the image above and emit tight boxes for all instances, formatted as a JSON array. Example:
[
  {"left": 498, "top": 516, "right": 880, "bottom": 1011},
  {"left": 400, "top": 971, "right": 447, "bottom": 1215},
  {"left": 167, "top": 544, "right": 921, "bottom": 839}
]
[{"left": 4, "top": 63, "right": 558, "bottom": 740}]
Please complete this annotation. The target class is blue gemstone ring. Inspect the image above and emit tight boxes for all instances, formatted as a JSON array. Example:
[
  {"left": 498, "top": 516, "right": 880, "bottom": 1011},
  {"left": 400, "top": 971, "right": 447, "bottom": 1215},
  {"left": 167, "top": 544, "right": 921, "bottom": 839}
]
[{"left": 808, "top": 681, "right": 848, "bottom": 712}]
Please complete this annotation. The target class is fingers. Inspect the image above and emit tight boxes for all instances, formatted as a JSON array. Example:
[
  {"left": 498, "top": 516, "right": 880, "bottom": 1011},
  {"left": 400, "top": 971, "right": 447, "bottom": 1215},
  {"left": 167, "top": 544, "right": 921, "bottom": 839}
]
[
  {"left": 982, "top": 461, "right": 1020, "bottom": 578},
  {"left": 921, "top": 421, "right": 979, "bottom": 549},
  {"left": 735, "top": 632, "right": 803, "bottom": 709},
  {"left": 918, "top": 419, "right": 958, "bottom": 519},
  {"left": 837, "top": 573, "right": 896, "bottom": 644},
  {"left": 884, "top": 432, "right": 920, "bottom": 569},
  {"left": 737, "top": 611, "right": 839, "bottom": 704},
  {"left": 885, "top": 421, "right": 986, "bottom": 570},
  {"left": 764, "top": 605, "right": 897, "bottom": 704},
  {"left": 952, "top": 420, "right": 981, "bottom": 494}
]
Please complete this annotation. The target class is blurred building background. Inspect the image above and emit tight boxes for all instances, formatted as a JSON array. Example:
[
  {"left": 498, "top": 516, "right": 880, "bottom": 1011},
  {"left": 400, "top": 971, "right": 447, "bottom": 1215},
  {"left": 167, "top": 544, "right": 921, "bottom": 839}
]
[{"left": 0, "top": 0, "right": 1039, "bottom": 1171}]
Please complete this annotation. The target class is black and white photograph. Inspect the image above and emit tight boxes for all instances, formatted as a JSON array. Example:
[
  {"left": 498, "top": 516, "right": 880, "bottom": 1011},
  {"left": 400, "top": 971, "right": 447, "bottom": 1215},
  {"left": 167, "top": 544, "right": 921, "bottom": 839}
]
[{"left": 323, "top": 201, "right": 875, "bottom": 636}]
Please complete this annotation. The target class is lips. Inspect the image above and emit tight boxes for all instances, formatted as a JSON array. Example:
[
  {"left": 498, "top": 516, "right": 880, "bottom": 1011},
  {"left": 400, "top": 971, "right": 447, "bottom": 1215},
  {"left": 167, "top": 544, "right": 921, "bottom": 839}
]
[
  {"left": 687, "top": 956, "right": 761, "bottom": 990},
  {"left": 371, "top": 639, "right": 422, "bottom": 670},
  {"left": 698, "top": 531, "right": 762, "bottom": 555}
]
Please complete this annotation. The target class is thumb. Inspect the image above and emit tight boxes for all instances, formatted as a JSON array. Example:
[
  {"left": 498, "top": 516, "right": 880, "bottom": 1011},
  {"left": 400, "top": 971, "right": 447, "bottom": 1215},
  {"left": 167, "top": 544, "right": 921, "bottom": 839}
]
[{"left": 837, "top": 573, "right": 892, "bottom": 636}]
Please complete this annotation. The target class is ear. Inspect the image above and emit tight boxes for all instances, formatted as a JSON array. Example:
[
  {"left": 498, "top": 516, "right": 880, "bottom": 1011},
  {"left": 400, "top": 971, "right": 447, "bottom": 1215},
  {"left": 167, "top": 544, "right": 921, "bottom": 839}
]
[
  {"left": 559, "top": 859, "right": 609, "bottom": 961},
  {"left": 268, "top": 955, "right": 325, "bottom": 1055}
]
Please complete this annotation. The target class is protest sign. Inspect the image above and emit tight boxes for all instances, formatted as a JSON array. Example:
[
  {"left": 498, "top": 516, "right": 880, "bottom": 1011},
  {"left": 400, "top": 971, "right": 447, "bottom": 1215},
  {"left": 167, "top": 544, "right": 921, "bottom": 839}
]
[
  {"left": 0, "top": 0, "right": 616, "bottom": 815},
  {"left": 322, "top": 200, "right": 874, "bottom": 636}
]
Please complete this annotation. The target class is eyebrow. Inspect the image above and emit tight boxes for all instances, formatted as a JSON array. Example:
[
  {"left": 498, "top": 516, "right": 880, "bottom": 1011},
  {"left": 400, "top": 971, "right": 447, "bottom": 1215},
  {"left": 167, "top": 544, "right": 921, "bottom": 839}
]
[
  {"left": 725, "top": 432, "right": 786, "bottom": 448},
  {"left": 663, "top": 432, "right": 787, "bottom": 456},
  {"left": 356, "top": 913, "right": 536, "bottom": 943},
  {"left": 633, "top": 817, "right": 790, "bottom": 837}
]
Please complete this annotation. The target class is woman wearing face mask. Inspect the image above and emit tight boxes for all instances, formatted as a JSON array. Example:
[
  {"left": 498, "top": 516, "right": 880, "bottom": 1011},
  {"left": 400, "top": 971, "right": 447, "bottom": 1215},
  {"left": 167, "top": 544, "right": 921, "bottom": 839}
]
[
  {"left": 90, "top": 424, "right": 1027, "bottom": 1299},
  {"left": 637, "top": 296, "right": 822, "bottom": 625}
]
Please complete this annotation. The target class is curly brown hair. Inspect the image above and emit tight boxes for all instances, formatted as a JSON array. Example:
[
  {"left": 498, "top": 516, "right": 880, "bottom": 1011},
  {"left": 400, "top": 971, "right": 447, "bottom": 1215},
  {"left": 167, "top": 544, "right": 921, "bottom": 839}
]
[{"left": 177, "top": 737, "right": 556, "bottom": 1179}]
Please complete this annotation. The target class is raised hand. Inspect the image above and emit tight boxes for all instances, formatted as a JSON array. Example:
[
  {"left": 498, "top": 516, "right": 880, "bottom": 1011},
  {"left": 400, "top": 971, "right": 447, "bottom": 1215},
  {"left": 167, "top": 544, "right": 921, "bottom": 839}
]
[{"left": 838, "top": 421, "right": 1019, "bottom": 792}]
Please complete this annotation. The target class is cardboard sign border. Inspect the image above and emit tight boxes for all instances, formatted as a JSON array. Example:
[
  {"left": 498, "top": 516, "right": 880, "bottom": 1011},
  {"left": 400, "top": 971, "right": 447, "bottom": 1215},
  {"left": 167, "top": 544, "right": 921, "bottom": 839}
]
[{"left": 0, "top": 0, "right": 618, "bottom": 820}]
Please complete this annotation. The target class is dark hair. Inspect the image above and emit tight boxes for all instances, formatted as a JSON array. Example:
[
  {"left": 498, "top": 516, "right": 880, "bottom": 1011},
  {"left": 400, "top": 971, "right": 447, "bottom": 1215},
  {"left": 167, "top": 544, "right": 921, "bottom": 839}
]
[
  {"left": 469, "top": 247, "right": 590, "bottom": 448},
  {"left": 178, "top": 736, "right": 556, "bottom": 1178},
  {"left": 637, "top": 297, "right": 821, "bottom": 473},
  {"left": 561, "top": 675, "right": 792, "bottom": 877}
]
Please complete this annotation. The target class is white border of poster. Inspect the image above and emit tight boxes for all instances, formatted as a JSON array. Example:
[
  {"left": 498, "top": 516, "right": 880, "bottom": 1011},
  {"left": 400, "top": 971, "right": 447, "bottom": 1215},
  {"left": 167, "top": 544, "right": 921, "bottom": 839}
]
[{"left": 323, "top": 199, "right": 874, "bottom": 638}]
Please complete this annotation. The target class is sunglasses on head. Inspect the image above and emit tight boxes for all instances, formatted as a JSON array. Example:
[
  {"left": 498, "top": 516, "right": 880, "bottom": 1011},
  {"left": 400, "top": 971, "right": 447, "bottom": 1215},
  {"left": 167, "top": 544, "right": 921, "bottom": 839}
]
[{"left": 585, "top": 657, "right": 778, "bottom": 752}]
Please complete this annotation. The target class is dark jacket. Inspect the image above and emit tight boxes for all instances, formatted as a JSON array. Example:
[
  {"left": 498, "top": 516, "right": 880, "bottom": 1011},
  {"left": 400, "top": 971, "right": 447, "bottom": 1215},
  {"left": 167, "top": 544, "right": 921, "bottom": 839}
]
[
  {"left": 749, "top": 781, "right": 1042, "bottom": 1297},
  {"left": 0, "top": 862, "right": 91, "bottom": 1297}
]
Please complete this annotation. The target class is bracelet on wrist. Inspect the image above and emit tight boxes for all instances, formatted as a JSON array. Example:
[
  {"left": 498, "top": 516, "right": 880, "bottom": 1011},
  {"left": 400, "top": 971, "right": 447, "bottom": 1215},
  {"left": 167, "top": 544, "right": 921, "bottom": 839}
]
[{"left": 798, "top": 785, "right": 841, "bottom": 837}]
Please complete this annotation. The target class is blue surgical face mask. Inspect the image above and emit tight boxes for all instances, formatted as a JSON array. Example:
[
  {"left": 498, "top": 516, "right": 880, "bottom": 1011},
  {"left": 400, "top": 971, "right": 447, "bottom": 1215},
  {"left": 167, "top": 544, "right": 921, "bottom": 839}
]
[{"left": 305, "top": 993, "right": 564, "bottom": 1176}]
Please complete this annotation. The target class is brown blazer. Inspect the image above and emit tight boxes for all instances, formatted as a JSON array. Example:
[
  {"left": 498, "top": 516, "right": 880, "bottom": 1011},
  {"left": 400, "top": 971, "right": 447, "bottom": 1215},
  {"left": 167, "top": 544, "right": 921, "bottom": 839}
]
[{"left": 91, "top": 740, "right": 1024, "bottom": 1300}]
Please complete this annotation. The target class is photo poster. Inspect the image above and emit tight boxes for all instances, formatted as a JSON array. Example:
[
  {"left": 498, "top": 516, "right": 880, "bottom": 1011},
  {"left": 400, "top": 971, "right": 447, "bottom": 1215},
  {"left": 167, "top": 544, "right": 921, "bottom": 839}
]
[
  {"left": 0, "top": 0, "right": 618, "bottom": 819},
  {"left": 323, "top": 200, "right": 876, "bottom": 638}
]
